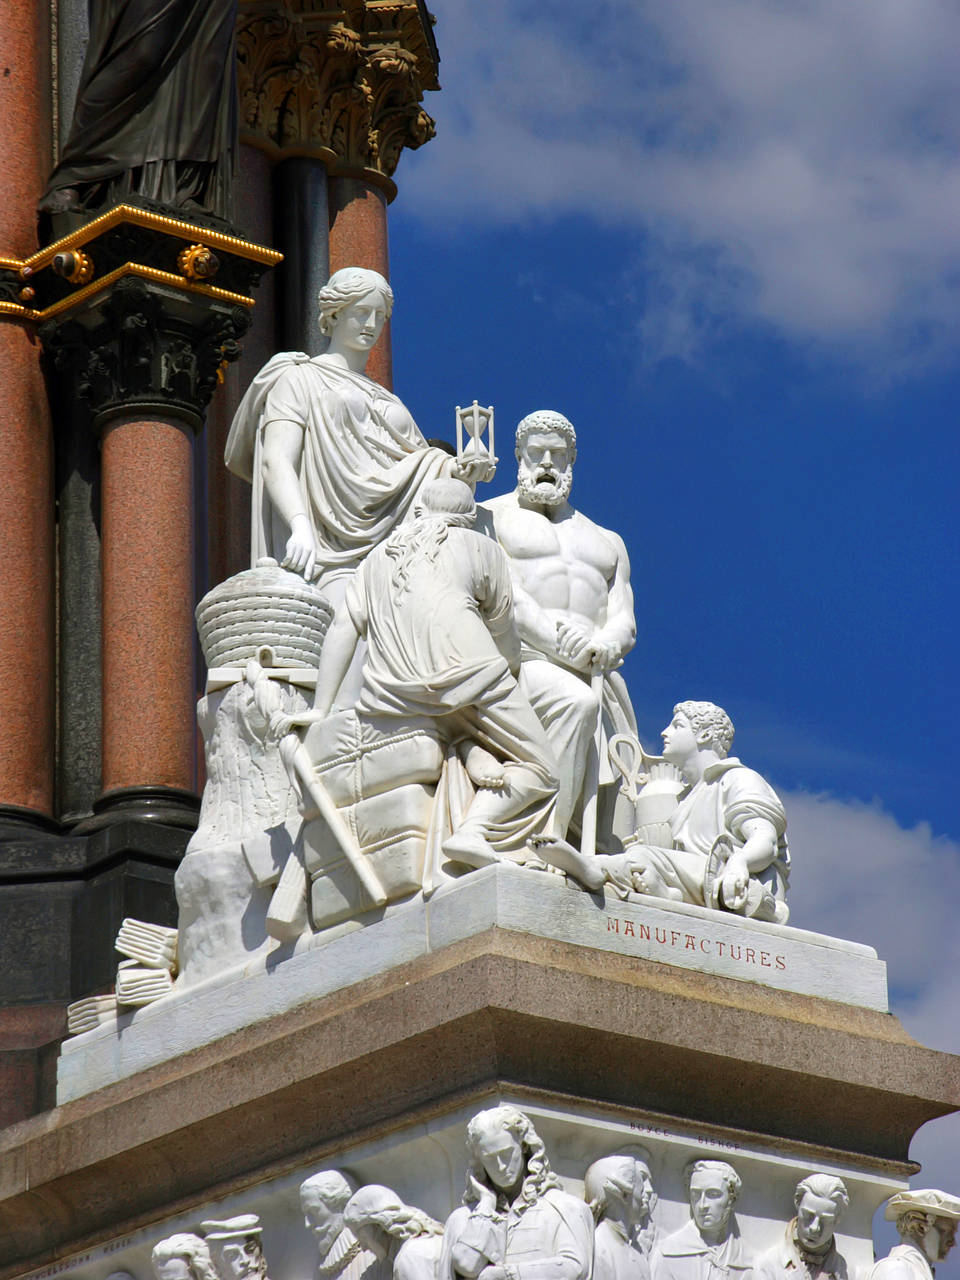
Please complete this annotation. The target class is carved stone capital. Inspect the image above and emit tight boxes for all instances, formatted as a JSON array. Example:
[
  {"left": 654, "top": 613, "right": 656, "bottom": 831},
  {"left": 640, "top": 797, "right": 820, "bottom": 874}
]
[
  {"left": 0, "top": 205, "right": 281, "bottom": 428},
  {"left": 237, "top": 1, "right": 440, "bottom": 194}
]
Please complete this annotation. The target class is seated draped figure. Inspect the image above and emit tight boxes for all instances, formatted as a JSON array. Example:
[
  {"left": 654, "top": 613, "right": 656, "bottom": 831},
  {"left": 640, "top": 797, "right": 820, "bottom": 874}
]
[
  {"left": 479, "top": 409, "right": 638, "bottom": 850},
  {"left": 532, "top": 700, "right": 790, "bottom": 924}
]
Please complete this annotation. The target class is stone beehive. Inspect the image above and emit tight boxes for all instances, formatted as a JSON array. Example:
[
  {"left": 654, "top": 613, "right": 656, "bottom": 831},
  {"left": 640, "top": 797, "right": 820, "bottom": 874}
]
[{"left": 196, "top": 557, "right": 333, "bottom": 669}]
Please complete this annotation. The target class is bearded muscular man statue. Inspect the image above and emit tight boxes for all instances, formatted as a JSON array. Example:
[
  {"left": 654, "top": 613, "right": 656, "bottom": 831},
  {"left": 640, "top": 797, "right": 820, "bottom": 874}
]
[{"left": 479, "top": 410, "right": 638, "bottom": 850}]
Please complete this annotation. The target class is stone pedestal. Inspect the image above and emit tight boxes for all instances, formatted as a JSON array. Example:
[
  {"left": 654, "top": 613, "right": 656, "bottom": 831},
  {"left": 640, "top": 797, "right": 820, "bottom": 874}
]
[{"left": 1, "top": 878, "right": 957, "bottom": 1277}]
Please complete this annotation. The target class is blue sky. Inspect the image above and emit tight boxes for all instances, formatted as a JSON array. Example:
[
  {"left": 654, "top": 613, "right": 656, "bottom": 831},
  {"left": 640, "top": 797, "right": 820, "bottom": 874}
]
[{"left": 383, "top": 0, "right": 960, "bottom": 1260}]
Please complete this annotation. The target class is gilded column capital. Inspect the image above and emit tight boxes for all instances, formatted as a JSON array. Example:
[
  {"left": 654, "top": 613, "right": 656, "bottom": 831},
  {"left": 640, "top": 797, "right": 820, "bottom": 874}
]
[{"left": 237, "top": 0, "right": 440, "bottom": 198}]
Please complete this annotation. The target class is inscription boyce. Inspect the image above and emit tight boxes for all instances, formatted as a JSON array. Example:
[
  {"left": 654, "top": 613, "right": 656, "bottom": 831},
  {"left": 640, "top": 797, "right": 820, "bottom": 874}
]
[
  {"left": 628, "top": 1120, "right": 743, "bottom": 1154},
  {"left": 605, "top": 915, "right": 787, "bottom": 971}
]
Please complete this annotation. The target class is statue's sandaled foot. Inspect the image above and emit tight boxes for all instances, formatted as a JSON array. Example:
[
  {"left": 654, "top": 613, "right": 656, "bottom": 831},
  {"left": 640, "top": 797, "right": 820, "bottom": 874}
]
[
  {"left": 443, "top": 828, "right": 501, "bottom": 869},
  {"left": 527, "top": 835, "right": 607, "bottom": 891}
]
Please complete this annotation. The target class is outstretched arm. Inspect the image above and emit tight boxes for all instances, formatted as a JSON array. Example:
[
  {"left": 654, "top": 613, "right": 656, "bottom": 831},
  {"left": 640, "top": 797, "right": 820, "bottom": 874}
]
[{"left": 261, "top": 418, "right": 320, "bottom": 579}]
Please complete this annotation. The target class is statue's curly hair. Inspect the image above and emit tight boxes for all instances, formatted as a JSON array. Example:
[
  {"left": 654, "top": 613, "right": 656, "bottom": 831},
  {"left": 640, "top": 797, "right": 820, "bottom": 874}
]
[
  {"left": 344, "top": 1186, "right": 442, "bottom": 1242},
  {"left": 317, "top": 267, "right": 394, "bottom": 336},
  {"left": 673, "top": 701, "right": 734, "bottom": 756},
  {"left": 464, "top": 1105, "right": 560, "bottom": 1216},
  {"left": 514, "top": 410, "right": 577, "bottom": 461},
  {"left": 152, "top": 1235, "right": 219, "bottom": 1280}
]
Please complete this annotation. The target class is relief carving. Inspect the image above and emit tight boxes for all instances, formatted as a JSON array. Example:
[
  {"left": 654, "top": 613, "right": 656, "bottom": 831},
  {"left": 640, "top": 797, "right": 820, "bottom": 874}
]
[{"left": 236, "top": 1, "right": 439, "bottom": 183}]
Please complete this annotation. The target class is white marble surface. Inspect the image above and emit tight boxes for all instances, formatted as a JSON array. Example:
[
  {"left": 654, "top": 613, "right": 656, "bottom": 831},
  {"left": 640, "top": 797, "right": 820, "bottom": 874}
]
[
  {"left": 57, "top": 864, "right": 886, "bottom": 1105},
  {"left": 20, "top": 1092, "right": 907, "bottom": 1280}
]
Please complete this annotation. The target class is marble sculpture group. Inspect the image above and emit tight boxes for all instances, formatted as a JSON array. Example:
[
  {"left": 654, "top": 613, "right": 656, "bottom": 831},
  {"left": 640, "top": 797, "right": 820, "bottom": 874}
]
[{"left": 156, "top": 264, "right": 801, "bottom": 987}]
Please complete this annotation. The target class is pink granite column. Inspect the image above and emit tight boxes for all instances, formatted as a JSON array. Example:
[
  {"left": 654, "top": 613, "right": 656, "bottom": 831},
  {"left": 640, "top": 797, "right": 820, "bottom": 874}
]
[
  {"left": 99, "top": 414, "right": 197, "bottom": 808},
  {"left": 206, "top": 143, "right": 275, "bottom": 591},
  {"left": 0, "top": 0, "right": 55, "bottom": 827},
  {"left": 328, "top": 176, "right": 392, "bottom": 389}
]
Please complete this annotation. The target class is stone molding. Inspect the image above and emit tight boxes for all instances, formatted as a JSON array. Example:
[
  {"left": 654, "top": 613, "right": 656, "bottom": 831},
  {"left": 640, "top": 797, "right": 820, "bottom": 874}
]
[
  {"left": 236, "top": 1, "right": 440, "bottom": 194},
  {"left": 2, "top": 929, "right": 956, "bottom": 1276}
]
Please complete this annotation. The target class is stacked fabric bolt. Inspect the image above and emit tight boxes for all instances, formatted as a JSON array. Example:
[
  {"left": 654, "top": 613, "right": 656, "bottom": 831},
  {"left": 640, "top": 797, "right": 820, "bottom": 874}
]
[
  {"left": 115, "top": 959, "right": 175, "bottom": 1006},
  {"left": 115, "top": 918, "right": 179, "bottom": 972},
  {"left": 65, "top": 993, "right": 117, "bottom": 1035}
]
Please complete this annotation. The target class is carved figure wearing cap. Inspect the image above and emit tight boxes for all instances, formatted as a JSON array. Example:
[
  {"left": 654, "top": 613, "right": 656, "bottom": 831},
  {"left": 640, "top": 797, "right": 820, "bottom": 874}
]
[
  {"left": 869, "top": 1190, "right": 960, "bottom": 1280},
  {"left": 202, "top": 1216, "right": 270, "bottom": 1280},
  {"left": 757, "top": 1175, "right": 850, "bottom": 1280}
]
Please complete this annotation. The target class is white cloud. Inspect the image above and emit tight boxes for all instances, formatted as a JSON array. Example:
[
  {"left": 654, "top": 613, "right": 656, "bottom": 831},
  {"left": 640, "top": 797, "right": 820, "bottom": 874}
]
[{"left": 402, "top": 1, "right": 960, "bottom": 367}]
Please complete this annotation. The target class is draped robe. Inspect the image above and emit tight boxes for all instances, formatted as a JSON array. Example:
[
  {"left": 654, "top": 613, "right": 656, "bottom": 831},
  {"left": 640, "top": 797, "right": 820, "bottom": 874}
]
[{"left": 225, "top": 353, "right": 453, "bottom": 585}]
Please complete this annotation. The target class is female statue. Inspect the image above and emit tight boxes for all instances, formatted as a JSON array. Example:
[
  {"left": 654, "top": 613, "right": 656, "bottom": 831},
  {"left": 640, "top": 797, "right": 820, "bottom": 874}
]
[{"left": 225, "top": 267, "right": 492, "bottom": 607}]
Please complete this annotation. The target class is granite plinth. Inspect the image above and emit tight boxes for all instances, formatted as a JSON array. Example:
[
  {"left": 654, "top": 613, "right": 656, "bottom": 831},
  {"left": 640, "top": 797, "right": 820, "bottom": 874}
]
[
  {"left": 59, "top": 864, "right": 886, "bottom": 1103},
  {"left": 4, "top": 916, "right": 957, "bottom": 1277}
]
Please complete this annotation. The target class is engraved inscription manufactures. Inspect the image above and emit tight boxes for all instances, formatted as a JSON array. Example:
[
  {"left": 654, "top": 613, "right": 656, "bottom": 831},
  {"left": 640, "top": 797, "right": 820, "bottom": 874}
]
[{"left": 605, "top": 914, "right": 787, "bottom": 971}]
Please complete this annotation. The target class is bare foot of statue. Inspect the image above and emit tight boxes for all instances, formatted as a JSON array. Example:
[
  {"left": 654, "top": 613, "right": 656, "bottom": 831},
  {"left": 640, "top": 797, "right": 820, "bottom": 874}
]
[
  {"left": 443, "top": 828, "right": 501, "bottom": 869},
  {"left": 526, "top": 835, "right": 607, "bottom": 891},
  {"left": 460, "top": 743, "right": 505, "bottom": 789}
]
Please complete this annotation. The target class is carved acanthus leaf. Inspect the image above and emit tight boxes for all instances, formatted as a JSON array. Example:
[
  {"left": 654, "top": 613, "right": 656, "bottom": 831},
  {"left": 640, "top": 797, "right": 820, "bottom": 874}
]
[{"left": 237, "top": 0, "right": 439, "bottom": 185}]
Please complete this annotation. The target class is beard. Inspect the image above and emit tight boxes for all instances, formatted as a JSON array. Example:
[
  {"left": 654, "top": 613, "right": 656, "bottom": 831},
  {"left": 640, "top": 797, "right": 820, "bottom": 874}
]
[{"left": 517, "top": 460, "right": 573, "bottom": 508}]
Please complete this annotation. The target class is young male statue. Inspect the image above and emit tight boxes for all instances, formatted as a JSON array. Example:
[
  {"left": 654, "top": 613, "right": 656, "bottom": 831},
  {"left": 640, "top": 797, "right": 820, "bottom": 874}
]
[
  {"left": 869, "top": 1190, "right": 960, "bottom": 1280},
  {"left": 479, "top": 410, "right": 637, "bottom": 849},
  {"left": 439, "top": 1104, "right": 593, "bottom": 1280},
  {"left": 655, "top": 1161, "right": 752, "bottom": 1280},
  {"left": 584, "top": 1152, "right": 657, "bottom": 1280},
  {"left": 283, "top": 479, "right": 558, "bottom": 868},
  {"left": 533, "top": 700, "right": 790, "bottom": 923},
  {"left": 300, "top": 1171, "right": 377, "bottom": 1280},
  {"left": 757, "top": 1175, "right": 850, "bottom": 1280}
]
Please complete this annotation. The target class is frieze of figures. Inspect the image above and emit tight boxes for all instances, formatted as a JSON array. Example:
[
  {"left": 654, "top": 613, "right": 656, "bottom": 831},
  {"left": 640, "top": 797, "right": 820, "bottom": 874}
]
[{"left": 145, "top": 1108, "right": 957, "bottom": 1280}]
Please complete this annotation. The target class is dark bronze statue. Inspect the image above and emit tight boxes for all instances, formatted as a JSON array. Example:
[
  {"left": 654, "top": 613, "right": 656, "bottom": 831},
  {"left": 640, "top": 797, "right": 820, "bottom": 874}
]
[{"left": 40, "top": 0, "right": 238, "bottom": 227}]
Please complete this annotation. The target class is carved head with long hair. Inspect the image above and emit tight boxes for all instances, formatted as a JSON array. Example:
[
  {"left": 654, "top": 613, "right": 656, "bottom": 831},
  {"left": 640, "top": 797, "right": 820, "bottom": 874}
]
[
  {"left": 343, "top": 1185, "right": 441, "bottom": 1261},
  {"left": 151, "top": 1235, "right": 220, "bottom": 1280},
  {"left": 464, "top": 1105, "right": 560, "bottom": 1215},
  {"left": 383, "top": 478, "right": 476, "bottom": 593}
]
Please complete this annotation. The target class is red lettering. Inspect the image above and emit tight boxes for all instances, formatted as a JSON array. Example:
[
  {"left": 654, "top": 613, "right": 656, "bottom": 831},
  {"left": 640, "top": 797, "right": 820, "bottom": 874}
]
[
  {"left": 730, "top": 945, "right": 742, "bottom": 960},
  {"left": 607, "top": 917, "right": 619, "bottom": 933},
  {"left": 671, "top": 930, "right": 681, "bottom": 946},
  {"left": 685, "top": 934, "right": 696, "bottom": 950},
  {"left": 776, "top": 955, "right": 787, "bottom": 970},
  {"left": 745, "top": 948, "right": 756, "bottom": 963},
  {"left": 624, "top": 921, "right": 635, "bottom": 937},
  {"left": 655, "top": 927, "right": 667, "bottom": 943},
  {"left": 639, "top": 924, "right": 650, "bottom": 940},
  {"left": 700, "top": 938, "right": 711, "bottom": 953},
  {"left": 717, "top": 941, "right": 726, "bottom": 957},
  {"left": 760, "top": 951, "right": 771, "bottom": 967}
]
